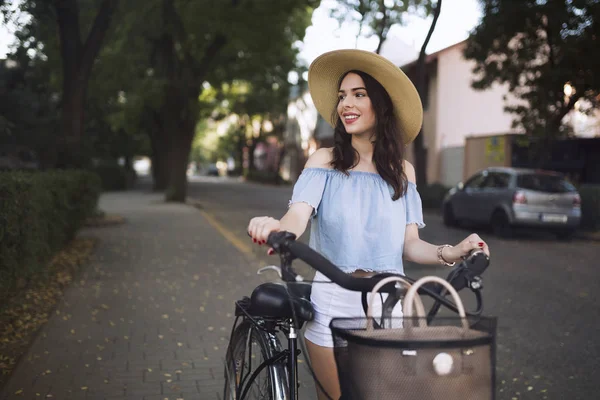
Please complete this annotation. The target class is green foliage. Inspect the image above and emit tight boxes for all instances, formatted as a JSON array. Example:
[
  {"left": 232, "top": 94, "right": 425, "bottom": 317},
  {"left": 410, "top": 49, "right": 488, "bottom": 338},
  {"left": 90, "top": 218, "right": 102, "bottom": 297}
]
[
  {"left": 331, "top": 0, "right": 433, "bottom": 51},
  {"left": 4, "top": 0, "right": 320, "bottom": 196},
  {"left": 0, "top": 54, "right": 60, "bottom": 166},
  {"left": 579, "top": 184, "right": 600, "bottom": 231},
  {"left": 0, "top": 170, "right": 101, "bottom": 301},
  {"left": 2, "top": 0, "right": 148, "bottom": 165},
  {"left": 464, "top": 0, "right": 600, "bottom": 143}
]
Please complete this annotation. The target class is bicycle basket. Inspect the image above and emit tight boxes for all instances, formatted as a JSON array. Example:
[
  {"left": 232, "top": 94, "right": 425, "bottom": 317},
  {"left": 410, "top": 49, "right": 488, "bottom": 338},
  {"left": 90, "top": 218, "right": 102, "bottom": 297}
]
[
  {"left": 330, "top": 316, "right": 496, "bottom": 400},
  {"left": 329, "top": 276, "right": 497, "bottom": 400}
]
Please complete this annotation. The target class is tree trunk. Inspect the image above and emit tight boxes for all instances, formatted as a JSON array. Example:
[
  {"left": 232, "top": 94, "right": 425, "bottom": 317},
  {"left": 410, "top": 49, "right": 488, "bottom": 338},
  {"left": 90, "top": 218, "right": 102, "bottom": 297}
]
[
  {"left": 58, "top": 83, "right": 87, "bottom": 167},
  {"left": 162, "top": 80, "right": 197, "bottom": 202},
  {"left": 150, "top": 134, "right": 169, "bottom": 191},
  {"left": 412, "top": 0, "right": 442, "bottom": 186},
  {"left": 148, "top": 0, "right": 228, "bottom": 202},
  {"left": 146, "top": 108, "right": 169, "bottom": 191},
  {"left": 54, "top": 0, "right": 118, "bottom": 167},
  {"left": 165, "top": 125, "right": 194, "bottom": 202}
]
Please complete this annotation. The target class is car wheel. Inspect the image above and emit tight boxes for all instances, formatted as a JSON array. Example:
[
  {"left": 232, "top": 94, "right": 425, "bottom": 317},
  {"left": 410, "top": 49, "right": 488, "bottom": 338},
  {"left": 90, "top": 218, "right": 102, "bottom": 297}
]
[
  {"left": 443, "top": 203, "right": 458, "bottom": 227},
  {"left": 491, "top": 209, "right": 512, "bottom": 238}
]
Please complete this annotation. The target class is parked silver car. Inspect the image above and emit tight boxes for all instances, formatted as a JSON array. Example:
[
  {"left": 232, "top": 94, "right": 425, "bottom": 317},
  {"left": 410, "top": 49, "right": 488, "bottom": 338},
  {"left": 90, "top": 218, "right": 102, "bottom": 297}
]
[{"left": 442, "top": 167, "right": 581, "bottom": 239}]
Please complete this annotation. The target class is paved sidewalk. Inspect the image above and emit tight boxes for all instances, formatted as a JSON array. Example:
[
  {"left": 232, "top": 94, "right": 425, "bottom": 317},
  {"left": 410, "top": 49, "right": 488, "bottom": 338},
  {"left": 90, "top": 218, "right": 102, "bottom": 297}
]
[{"left": 0, "top": 189, "right": 281, "bottom": 400}]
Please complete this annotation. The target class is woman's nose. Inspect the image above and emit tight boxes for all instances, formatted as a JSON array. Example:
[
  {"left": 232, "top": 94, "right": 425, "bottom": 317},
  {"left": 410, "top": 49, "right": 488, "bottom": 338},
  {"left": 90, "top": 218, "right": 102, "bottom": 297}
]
[{"left": 341, "top": 96, "right": 355, "bottom": 108}]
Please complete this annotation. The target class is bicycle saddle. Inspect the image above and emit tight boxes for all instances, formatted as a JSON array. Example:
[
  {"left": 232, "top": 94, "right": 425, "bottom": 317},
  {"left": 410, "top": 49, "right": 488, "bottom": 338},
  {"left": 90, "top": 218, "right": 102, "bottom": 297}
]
[{"left": 248, "top": 282, "right": 314, "bottom": 323}]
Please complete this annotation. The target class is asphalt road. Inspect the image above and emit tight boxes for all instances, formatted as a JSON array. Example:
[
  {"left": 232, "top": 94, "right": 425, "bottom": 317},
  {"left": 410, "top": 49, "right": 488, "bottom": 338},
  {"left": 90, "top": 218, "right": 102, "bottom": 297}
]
[{"left": 187, "top": 175, "right": 600, "bottom": 400}]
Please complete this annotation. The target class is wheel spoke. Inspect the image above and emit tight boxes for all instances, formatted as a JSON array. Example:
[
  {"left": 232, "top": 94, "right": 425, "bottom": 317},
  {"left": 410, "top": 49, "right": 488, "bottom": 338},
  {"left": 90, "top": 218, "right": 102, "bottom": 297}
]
[{"left": 224, "top": 322, "right": 274, "bottom": 400}]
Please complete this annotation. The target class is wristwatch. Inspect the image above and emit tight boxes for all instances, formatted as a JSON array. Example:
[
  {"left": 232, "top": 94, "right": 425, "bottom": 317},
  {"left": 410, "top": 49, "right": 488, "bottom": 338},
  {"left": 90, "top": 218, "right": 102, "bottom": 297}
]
[{"left": 437, "top": 245, "right": 456, "bottom": 267}]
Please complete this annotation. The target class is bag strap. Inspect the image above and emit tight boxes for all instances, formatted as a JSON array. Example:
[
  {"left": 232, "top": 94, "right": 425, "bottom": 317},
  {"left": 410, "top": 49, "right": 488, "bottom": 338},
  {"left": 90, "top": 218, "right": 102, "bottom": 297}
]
[
  {"left": 404, "top": 276, "right": 469, "bottom": 329},
  {"left": 366, "top": 276, "right": 425, "bottom": 330}
]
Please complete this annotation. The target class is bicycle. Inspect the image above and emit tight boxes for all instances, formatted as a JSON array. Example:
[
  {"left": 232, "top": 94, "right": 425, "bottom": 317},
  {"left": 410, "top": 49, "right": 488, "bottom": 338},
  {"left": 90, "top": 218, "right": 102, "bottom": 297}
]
[{"left": 223, "top": 231, "right": 492, "bottom": 400}]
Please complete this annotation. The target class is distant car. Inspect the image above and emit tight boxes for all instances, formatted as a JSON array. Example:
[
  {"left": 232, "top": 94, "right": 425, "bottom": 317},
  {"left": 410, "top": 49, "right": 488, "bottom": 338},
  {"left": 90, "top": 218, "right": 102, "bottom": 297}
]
[
  {"left": 206, "top": 163, "right": 220, "bottom": 176},
  {"left": 442, "top": 167, "right": 581, "bottom": 239}
]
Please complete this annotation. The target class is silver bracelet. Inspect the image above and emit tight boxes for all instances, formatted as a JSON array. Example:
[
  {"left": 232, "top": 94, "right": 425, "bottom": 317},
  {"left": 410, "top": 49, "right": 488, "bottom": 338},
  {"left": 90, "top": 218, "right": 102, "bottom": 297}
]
[{"left": 437, "top": 245, "right": 455, "bottom": 267}]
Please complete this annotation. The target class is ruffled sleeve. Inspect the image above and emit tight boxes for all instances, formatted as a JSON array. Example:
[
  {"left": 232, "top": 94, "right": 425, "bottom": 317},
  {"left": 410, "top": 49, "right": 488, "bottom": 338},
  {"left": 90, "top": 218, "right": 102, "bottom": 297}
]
[
  {"left": 288, "top": 168, "right": 328, "bottom": 217},
  {"left": 405, "top": 182, "right": 426, "bottom": 228}
]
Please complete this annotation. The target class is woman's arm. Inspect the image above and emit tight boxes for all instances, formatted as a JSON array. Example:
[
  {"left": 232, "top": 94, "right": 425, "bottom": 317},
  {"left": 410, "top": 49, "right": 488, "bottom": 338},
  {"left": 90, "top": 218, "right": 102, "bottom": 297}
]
[
  {"left": 401, "top": 161, "right": 489, "bottom": 265},
  {"left": 247, "top": 148, "right": 332, "bottom": 244},
  {"left": 249, "top": 203, "right": 312, "bottom": 243}
]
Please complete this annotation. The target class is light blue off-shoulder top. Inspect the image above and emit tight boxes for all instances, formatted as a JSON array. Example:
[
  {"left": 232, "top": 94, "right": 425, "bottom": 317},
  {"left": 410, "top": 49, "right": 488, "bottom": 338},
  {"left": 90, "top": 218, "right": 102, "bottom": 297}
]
[{"left": 289, "top": 167, "right": 425, "bottom": 274}]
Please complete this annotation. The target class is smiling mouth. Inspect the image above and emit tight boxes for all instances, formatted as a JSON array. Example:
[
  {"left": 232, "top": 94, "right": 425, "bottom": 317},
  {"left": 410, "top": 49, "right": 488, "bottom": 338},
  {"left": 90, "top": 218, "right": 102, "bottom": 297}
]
[{"left": 344, "top": 115, "right": 359, "bottom": 124}]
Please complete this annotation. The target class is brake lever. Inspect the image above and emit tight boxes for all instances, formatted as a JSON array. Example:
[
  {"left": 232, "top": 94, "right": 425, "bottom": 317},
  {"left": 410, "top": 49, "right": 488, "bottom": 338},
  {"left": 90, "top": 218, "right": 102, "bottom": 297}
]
[
  {"left": 426, "top": 250, "right": 489, "bottom": 322},
  {"left": 257, "top": 265, "right": 282, "bottom": 279}
]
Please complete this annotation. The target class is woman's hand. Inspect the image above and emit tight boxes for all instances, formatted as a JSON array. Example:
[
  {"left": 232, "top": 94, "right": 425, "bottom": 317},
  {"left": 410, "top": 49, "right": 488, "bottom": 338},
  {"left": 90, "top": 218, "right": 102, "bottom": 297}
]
[
  {"left": 247, "top": 216, "right": 281, "bottom": 248},
  {"left": 444, "top": 233, "right": 490, "bottom": 263}
]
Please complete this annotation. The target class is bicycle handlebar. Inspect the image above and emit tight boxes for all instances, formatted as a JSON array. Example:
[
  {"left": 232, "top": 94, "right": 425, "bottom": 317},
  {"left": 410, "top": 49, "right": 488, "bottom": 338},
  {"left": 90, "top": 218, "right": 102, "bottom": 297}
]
[{"left": 267, "top": 231, "right": 490, "bottom": 296}]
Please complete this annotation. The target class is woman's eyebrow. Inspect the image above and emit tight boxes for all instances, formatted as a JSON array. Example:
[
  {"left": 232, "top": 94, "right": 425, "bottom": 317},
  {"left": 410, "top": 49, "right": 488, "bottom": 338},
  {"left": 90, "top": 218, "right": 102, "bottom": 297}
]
[{"left": 338, "top": 87, "right": 367, "bottom": 93}]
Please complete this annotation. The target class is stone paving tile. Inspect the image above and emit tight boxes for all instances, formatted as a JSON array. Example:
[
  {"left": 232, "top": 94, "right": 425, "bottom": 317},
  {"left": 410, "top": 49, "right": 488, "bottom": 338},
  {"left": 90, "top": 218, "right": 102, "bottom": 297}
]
[{"left": 0, "top": 190, "right": 278, "bottom": 400}]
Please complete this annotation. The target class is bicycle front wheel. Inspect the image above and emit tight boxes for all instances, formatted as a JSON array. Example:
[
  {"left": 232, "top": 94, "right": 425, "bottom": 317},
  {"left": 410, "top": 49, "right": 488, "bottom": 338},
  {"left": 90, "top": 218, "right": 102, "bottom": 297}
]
[{"left": 224, "top": 320, "right": 289, "bottom": 400}]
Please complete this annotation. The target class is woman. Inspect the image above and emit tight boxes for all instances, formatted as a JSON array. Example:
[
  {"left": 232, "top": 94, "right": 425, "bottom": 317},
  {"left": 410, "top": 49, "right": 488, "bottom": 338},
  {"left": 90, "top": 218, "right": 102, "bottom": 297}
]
[{"left": 247, "top": 49, "right": 490, "bottom": 400}]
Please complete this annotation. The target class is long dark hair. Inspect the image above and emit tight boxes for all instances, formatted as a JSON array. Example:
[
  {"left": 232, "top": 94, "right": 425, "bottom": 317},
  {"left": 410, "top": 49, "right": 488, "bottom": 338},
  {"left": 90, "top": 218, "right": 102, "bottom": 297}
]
[{"left": 330, "top": 70, "right": 408, "bottom": 200}]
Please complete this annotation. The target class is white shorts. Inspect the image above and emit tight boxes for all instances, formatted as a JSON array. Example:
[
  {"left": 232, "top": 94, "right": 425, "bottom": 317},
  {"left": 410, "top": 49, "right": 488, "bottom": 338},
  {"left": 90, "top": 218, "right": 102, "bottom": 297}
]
[{"left": 303, "top": 271, "right": 404, "bottom": 348}]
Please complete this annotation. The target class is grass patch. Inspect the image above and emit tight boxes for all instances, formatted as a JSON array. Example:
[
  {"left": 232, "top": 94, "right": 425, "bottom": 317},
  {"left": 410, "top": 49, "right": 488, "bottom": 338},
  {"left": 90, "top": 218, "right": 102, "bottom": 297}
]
[{"left": 0, "top": 237, "right": 97, "bottom": 387}]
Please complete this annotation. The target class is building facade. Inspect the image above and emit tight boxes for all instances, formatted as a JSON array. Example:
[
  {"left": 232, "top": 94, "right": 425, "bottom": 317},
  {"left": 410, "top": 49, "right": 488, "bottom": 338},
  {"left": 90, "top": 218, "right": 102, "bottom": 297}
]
[{"left": 283, "top": 40, "right": 599, "bottom": 186}]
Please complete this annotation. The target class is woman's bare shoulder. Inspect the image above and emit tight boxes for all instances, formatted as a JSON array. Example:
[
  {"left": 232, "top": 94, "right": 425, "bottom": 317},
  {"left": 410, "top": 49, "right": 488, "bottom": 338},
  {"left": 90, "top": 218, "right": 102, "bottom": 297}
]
[
  {"left": 305, "top": 148, "right": 334, "bottom": 169},
  {"left": 403, "top": 160, "right": 416, "bottom": 183}
]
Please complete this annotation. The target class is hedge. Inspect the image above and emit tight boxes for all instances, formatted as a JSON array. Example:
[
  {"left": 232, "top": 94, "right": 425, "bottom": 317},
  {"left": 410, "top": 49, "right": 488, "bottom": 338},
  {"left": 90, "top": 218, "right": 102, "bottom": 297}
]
[
  {"left": 579, "top": 184, "right": 600, "bottom": 231},
  {"left": 0, "top": 170, "right": 101, "bottom": 303}
]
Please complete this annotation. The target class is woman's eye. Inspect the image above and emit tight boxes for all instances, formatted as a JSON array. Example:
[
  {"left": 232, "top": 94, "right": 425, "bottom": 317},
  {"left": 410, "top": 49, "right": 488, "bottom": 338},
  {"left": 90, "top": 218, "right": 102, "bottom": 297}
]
[
  {"left": 338, "top": 95, "right": 346, "bottom": 101},
  {"left": 356, "top": 92, "right": 366, "bottom": 98}
]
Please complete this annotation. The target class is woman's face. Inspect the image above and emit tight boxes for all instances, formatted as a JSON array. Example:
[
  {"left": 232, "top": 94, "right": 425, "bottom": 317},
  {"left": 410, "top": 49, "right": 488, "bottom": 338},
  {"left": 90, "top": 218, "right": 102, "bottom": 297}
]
[{"left": 337, "top": 72, "right": 376, "bottom": 137}]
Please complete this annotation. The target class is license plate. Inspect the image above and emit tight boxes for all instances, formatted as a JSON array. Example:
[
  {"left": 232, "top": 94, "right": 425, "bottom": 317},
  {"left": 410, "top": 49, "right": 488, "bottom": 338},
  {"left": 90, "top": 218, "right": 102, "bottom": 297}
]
[{"left": 541, "top": 214, "right": 568, "bottom": 223}]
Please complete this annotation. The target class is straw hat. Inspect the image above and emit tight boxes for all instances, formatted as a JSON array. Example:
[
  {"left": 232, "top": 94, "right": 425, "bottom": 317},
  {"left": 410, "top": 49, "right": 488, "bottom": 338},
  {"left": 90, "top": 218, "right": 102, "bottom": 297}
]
[{"left": 307, "top": 49, "right": 423, "bottom": 144}]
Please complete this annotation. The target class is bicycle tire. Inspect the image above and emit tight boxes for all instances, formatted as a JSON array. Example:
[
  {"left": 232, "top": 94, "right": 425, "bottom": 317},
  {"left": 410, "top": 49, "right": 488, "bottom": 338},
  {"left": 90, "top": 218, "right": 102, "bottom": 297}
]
[{"left": 223, "top": 319, "right": 290, "bottom": 400}]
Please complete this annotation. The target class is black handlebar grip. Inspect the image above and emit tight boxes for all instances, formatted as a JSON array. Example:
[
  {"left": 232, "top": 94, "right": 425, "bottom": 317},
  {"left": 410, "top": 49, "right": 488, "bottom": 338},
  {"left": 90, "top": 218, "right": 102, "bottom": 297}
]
[
  {"left": 266, "top": 231, "right": 382, "bottom": 292},
  {"left": 286, "top": 240, "right": 359, "bottom": 289},
  {"left": 465, "top": 250, "right": 490, "bottom": 275},
  {"left": 284, "top": 239, "right": 399, "bottom": 293}
]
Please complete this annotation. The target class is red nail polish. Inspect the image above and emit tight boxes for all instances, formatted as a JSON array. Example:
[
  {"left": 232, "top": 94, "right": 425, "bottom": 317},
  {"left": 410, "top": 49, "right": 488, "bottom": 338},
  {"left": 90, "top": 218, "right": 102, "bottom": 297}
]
[
  {"left": 478, "top": 242, "right": 484, "bottom": 247},
  {"left": 267, "top": 249, "right": 274, "bottom": 255},
  {"left": 253, "top": 238, "right": 257, "bottom": 243}
]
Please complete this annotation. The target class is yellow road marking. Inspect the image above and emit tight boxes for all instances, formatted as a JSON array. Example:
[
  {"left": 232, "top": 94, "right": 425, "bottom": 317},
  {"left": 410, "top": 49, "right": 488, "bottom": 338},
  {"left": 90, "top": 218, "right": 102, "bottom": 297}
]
[{"left": 197, "top": 209, "right": 255, "bottom": 258}]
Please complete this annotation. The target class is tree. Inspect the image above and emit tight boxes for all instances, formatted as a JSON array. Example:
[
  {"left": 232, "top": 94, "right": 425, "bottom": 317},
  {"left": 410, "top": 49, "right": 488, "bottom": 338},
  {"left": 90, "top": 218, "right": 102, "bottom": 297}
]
[
  {"left": 0, "top": 45, "right": 61, "bottom": 167},
  {"left": 110, "top": 0, "right": 320, "bottom": 202},
  {"left": 331, "top": 0, "right": 440, "bottom": 185},
  {"left": 191, "top": 72, "right": 295, "bottom": 182},
  {"left": 412, "top": 0, "right": 441, "bottom": 186},
  {"left": 1, "top": 0, "right": 119, "bottom": 167},
  {"left": 464, "top": 0, "right": 600, "bottom": 163},
  {"left": 332, "top": 0, "right": 432, "bottom": 53}
]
